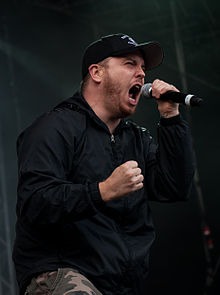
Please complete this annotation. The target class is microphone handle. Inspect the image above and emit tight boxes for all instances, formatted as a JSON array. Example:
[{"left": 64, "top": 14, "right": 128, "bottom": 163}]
[{"left": 157, "top": 91, "right": 203, "bottom": 107}]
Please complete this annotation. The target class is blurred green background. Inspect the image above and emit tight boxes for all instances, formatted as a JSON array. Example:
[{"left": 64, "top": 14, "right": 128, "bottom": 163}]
[{"left": 0, "top": 0, "right": 219, "bottom": 294}]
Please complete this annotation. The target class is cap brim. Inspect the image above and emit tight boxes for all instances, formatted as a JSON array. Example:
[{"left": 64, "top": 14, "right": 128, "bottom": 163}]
[
  {"left": 138, "top": 41, "right": 164, "bottom": 70},
  {"left": 111, "top": 41, "right": 164, "bottom": 71}
]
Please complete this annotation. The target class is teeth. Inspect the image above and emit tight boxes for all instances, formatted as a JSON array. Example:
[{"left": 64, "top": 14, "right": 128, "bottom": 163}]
[
  {"left": 134, "top": 84, "right": 141, "bottom": 90},
  {"left": 129, "top": 97, "right": 135, "bottom": 101}
]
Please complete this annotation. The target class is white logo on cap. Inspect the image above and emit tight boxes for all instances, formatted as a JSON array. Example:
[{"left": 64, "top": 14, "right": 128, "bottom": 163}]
[{"left": 121, "top": 35, "right": 137, "bottom": 46}]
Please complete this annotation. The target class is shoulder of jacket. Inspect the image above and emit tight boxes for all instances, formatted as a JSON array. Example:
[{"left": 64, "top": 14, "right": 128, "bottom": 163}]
[
  {"left": 21, "top": 103, "right": 85, "bottom": 139},
  {"left": 53, "top": 101, "right": 89, "bottom": 123},
  {"left": 125, "top": 120, "right": 153, "bottom": 141},
  {"left": 125, "top": 120, "right": 148, "bottom": 133},
  {"left": 53, "top": 101, "right": 84, "bottom": 114}
]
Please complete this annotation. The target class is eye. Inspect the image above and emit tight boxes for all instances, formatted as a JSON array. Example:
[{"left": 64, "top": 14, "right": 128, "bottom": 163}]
[{"left": 125, "top": 61, "right": 134, "bottom": 66}]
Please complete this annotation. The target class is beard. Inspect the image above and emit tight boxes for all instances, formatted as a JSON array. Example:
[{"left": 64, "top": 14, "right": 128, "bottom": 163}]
[{"left": 102, "top": 71, "right": 137, "bottom": 119}]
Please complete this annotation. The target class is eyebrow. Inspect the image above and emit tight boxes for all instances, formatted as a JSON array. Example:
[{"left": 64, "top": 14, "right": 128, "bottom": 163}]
[{"left": 124, "top": 56, "right": 146, "bottom": 70}]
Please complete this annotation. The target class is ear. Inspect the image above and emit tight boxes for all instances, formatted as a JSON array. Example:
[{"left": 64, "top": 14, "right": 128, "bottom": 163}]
[{"left": 88, "top": 64, "right": 104, "bottom": 83}]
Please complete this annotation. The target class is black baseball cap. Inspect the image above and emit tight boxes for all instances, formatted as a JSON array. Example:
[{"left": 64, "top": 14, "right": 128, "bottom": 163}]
[{"left": 81, "top": 33, "right": 164, "bottom": 79}]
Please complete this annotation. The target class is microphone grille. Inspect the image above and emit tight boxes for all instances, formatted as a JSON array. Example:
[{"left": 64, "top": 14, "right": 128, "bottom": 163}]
[{"left": 141, "top": 83, "right": 152, "bottom": 98}]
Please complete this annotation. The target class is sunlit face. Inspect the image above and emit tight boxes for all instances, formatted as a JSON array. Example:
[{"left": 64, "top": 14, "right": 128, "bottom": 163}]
[{"left": 101, "top": 51, "right": 145, "bottom": 119}]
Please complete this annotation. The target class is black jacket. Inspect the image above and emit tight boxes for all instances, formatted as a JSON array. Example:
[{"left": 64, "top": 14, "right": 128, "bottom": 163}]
[{"left": 13, "top": 92, "right": 195, "bottom": 295}]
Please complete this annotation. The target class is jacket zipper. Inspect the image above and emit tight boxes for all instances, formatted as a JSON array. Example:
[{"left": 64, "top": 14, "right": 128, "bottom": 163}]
[
  {"left": 111, "top": 134, "right": 115, "bottom": 143},
  {"left": 110, "top": 134, "right": 117, "bottom": 169},
  {"left": 110, "top": 132, "right": 134, "bottom": 275}
]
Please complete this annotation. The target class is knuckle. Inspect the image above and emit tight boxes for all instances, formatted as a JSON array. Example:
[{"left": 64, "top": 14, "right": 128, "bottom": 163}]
[
  {"left": 121, "top": 163, "right": 130, "bottom": 171},
  {"left": 131, "top": 160, "right": 138, "bottom": 167},
  {"left": 137, "top": 168, "right": 141, "bottom": 175},
  {"left": 139, "top": 182, "right": 144, "bottom": 189},
  {"left": 121, "top": 162, "right": 128, "bottom": 168},
  {"left": 124, "top": 161, "right": 135, "bottom": 168},
  {"left": 125, "top": 170, "right": 132, "bottom": 178},
  {"left": 153, "top": 79, "right": 160, "bottom": 84}
]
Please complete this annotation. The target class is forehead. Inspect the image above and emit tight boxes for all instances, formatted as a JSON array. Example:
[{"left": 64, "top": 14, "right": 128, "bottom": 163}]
[
  {"left": 115, "top": 51, "right": 145, "bottom": 65},
  {"left": 122, "top": 51, "right": 144, "bottom": 60}
]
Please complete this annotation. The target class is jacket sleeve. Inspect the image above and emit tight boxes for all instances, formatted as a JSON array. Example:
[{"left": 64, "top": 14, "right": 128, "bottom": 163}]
[
  {"left": 145, "top": 114, "right": 195, "bottom": 202},
  {"left": 16, "top": 111, "right": 104, "bottom": 226}
]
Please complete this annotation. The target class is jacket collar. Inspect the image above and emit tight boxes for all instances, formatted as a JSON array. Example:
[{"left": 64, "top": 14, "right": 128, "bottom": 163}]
[{"left": 55, "top": 91, "right": 129, "bottom": 134}]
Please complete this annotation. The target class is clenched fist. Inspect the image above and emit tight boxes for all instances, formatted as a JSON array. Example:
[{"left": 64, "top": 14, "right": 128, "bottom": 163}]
[{"left": 99, "top": 161, "right": 144, "bottom": 202}]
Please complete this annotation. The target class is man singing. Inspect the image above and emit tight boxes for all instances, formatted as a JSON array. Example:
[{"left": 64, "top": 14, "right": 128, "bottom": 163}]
[{"left": 13, "top": 33, "right": 195, "bottom": 295}]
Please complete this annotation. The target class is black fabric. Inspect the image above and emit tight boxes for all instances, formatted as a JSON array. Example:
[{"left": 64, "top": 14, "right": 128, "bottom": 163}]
[{"left": 13, "top": 92, "right": 195, "bottom": 295}]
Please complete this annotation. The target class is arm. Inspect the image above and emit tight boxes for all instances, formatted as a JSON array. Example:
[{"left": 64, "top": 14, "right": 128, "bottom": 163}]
[
  {"left": 146, "top": 79, "right": 195, "bottom": 201},
  {"left": 146, "top": 114, "right": 195, "bottom": 202},
  {"left": 17, "top": 112, "right": 103, "bottom": 226}
]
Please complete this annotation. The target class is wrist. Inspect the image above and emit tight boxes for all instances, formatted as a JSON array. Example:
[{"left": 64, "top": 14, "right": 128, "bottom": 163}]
[
  {"left": 160, "top": 110, "right": 179, "bottom": 118},
  {"left": 99, "top": 181, "right": 113, "bottom": 202}
]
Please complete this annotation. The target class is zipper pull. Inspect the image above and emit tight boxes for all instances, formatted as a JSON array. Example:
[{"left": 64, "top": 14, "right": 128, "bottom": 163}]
[{"left": 111, "top": 134, "right": 115, "bottom": 143}]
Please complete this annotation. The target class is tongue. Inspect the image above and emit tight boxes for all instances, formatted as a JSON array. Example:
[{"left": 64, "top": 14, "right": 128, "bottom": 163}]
[
  {"left": 128, "top": 96, "right": 137, "bottom": 105},
  {"left": 129, "top": 93, "right": 135, "bottom": 100}
]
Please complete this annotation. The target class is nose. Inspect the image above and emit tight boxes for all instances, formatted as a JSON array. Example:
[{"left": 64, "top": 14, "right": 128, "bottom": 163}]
[{"left": 136, "top": 66, "right": 145, "bottom": 80}]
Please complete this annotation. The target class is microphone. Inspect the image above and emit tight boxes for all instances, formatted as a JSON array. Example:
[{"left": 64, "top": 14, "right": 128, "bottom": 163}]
[{"left": 141, "top": 83, "right": 203, "bottom": 107}]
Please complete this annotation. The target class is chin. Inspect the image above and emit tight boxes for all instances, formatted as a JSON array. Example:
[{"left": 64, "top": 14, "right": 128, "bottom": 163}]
[{"left": 120, "top": 107, "right": 136, "bottom": 118}]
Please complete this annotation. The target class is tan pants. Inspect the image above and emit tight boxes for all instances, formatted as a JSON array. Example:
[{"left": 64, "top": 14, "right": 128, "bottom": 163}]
[{"left": 25, "top": 268, "right": 103, "bottom": 295}]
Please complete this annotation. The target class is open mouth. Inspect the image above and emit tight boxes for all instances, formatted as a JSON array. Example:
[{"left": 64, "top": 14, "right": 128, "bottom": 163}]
[{"left": 128, "top": 84, "right": 142, "bottom": 105}]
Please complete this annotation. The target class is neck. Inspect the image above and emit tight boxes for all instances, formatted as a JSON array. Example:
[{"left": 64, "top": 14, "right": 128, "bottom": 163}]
[
  {"left": 104, "top": 118, "right": 121, "bottom": 134},
  {"left": 83, "top": 88, "right": 120, "bottom": 134}
]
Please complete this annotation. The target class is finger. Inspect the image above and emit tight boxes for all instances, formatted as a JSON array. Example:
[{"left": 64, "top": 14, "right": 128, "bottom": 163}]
[
  {"left": 132, "top": 167, "right": 142, "bottom": 176},
  {"left": 124, "top": 160, "right": 138, "bottom": 168},
  {"left": 152, "top": 79, "right": 180, "bottom": 97},
  {"left": 152, "top": 79, "right": 165, "bottom": 97},
  {"left": 135, "top": 174, "right": 144, "bottom": 183},
  {"left": 138, "top": 174, "right": 144, "bottom": 183},
  {"left": 134, "top": 182, "right": 144, "bottom": 191},
  {"left": 131, "top": 174, "right": 144, "bottom": 184}
]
